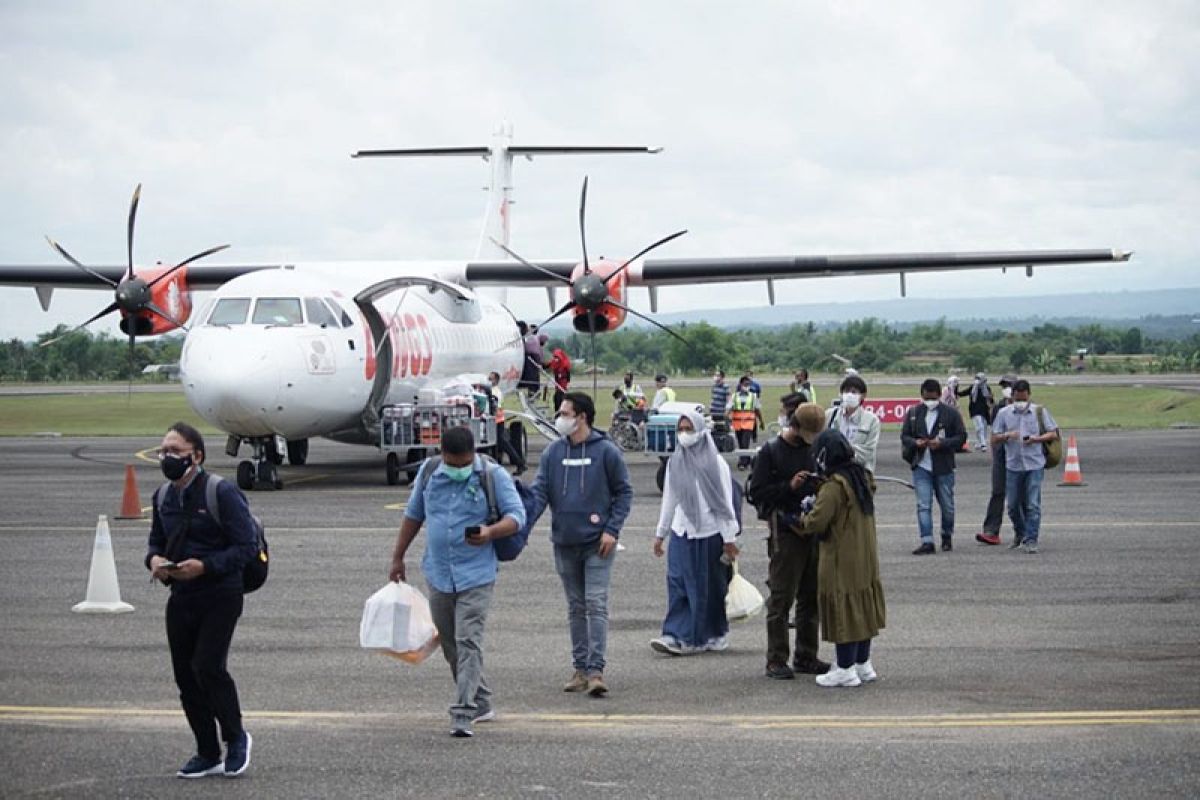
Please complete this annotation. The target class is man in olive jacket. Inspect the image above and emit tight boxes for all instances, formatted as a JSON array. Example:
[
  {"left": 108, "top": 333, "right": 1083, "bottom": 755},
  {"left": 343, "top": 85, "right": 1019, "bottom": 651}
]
[{"left": 900, "top": 378, "right": 967, "bottom": 555}]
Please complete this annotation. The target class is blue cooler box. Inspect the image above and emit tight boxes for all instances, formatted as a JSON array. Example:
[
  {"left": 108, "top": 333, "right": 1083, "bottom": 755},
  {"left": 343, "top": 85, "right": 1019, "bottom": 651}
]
[{"left": 645, "top": 413, "right": 680, "bottom": 453}]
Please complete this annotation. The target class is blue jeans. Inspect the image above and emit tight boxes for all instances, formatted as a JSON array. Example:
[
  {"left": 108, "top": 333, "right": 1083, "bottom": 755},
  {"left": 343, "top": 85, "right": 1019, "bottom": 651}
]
[
  {"left": 1006, "top": 468, "right": 1044, "bottom": 544},
  {"left": 553, "top": 541, "right": 616, "bottom": 675},
  {"left": 913, "top": 467, "right": 955, "bottom": 542}
]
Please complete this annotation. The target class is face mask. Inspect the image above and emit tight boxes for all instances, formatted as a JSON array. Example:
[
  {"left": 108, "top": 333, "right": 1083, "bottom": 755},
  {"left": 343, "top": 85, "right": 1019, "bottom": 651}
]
[
  {"left": 1002, "top": 387, "right": 1013, "bottom": 399},
  {"left": 778, "top": 414, "right": 789, "bottom": 427},
  {"left": 160, "top": 453, "right": 193, "bottom": 481},
  {"left": 1013, "top": 400, "right": 1029, "bottom": 412},
  {"left": 841, "top": 392, "right": 861, "bottom": 410},
  {"left": 677, "top": 431, "right": 702, "bottom": 448},
  {"left": 712, "top": 376, "right": 721, "bottom": 384},
  {"left": 555, "top": 416, "right": 579, "bottom": 437},
  {"left": 440, "top": 464, "right": 473, "bottom": 482},
  {"left": 923, "top": 399, "right": 939, "bottom": 410}
]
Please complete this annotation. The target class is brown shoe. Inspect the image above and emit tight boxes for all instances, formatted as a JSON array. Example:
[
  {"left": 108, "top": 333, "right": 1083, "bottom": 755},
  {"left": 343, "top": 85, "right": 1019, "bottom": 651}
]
[
  {"left": 562, "top": 670, "right": 588, "bottom": 693},
  {"left": 586, "top": 673, "right": 608, "bottom": 697}
]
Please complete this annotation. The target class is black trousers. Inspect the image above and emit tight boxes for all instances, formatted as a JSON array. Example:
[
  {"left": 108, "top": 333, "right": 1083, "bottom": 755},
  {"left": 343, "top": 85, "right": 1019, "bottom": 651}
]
[
  {"left": 166, "top": 591, "right": 245, "bottom": 759},
  {"left": 982, "top": 447, "right": 1007, "bottom": 535},
  {"left": 495, "top": 422, "right": 525, "bottom": 469},
  {"left": 765, "top": 518, "right": 820, "bottom": 665}
]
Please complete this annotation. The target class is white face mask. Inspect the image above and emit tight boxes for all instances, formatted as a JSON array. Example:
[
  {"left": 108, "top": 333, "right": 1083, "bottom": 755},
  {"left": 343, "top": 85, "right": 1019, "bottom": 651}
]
[
  {"left": 923, "top": 399, "right": 939, "bottom": 410},
  {"left": 1013, "top": 400, "right": 1029, "bottom": 412},
  {"left": 555, "top": 416, "right": 579, "bottom": 437},
  {"left": 778, "top": 414, "right": 789, "bottom": 427},
  {"left": 677, "top": 431, "right": 702, "bottom": 448},
  {"left": 1002, "top": 386, "right": 1013, "bottom": 399},
  {"left": 841, "top": 392, "right": 861, "bottom": 410}
]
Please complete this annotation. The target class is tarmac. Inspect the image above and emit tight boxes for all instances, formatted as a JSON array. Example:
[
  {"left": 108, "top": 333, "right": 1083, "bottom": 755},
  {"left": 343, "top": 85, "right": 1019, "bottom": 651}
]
[{"left": 0, "top": 428, "right": 1198, "bottom": 798}]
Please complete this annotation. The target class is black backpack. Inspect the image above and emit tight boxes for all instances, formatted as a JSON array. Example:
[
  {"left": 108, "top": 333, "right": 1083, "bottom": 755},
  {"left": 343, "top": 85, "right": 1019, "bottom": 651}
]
[
  {"left": 415, "top": 455, "right": 532, "bottom": 562},
  {"left": 157, "top": 473, "right": 269, "bottom": 593}
]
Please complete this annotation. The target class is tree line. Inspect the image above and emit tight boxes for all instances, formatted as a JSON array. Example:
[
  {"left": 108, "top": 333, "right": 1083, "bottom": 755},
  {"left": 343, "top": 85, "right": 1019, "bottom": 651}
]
[{"left": 2, "top": 318, "right": 1198, "bottom": 383}]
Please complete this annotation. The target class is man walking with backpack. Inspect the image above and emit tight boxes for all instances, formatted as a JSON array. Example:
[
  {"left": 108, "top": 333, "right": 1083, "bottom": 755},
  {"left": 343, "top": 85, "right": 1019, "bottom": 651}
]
[
  {"left": 990, "top": 379, "right": 1060, "bottom": 554},
  {"left": 146, "top": 422, "right": 258, "bottom": 779},
  {"left": 389, "top": 427, "right": 526, "bottom": 738}
]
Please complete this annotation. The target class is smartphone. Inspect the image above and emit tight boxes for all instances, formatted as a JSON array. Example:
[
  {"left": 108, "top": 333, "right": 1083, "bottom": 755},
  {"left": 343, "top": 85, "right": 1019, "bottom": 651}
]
[
  {"left": 464, "top": 526, "right": 481, "bottom": 540},
  {"left": 160, "top": 560, "right": 179, "bottom": 570}
]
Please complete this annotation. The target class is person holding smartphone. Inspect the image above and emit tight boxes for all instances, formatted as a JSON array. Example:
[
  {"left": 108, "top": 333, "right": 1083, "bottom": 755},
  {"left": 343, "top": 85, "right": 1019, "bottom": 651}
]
[
  {"left": 388, "top": 426, "right": 526, "bottom": 738},
  {"left": 989, "top": 379, "right": 1059, "bottom": 554},
  {"left": 145, "top": 422, "right": 258, "bottom": 779}
]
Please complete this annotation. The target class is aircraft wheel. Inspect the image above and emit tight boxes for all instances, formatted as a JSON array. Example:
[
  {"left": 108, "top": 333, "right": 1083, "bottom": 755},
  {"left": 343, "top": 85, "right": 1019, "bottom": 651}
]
[
  {"left": 237, "top": 460, "right": 255, "bottom": 490},
  {"left": 386, "top": 452, "right": 401, "bottom": 486},
  {"left": 656, "top": 458, "right": 667, "bottom": 493},
  {"left": 508, "top": 421, "right": 527, "bottom": 465},
  {"left": 287, "top": 438, "right": 309, "bottom": 466},
  {"left": 265, "top": 437, "right": 284, "bottom": 465}
]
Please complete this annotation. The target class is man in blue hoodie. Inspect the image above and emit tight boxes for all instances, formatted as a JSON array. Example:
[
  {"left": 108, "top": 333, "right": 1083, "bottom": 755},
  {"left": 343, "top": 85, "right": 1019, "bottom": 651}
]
[{"left": 528, "top": 391, "right": 633, "bottom": 697}]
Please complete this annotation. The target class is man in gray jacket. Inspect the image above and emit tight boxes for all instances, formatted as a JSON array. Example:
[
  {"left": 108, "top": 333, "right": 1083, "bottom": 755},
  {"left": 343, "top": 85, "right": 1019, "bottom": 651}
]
[{"left": 528, "top": 392, "right": 633, "bottom": 697}]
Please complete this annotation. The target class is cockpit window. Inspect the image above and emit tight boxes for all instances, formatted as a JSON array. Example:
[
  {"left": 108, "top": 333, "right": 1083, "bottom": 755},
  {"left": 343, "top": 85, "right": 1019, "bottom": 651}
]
[
  {"left": 208, "top": 298, "right": 251, "bottom": 325},
  {"left": 325, "top": 298, "right": 354, "bottom": 328},
  {"left": 252, "top": 297, "right": 303, "bottom": 325},
  {"left": 304, "top": 297, "right": 339, "bottom": 328}
]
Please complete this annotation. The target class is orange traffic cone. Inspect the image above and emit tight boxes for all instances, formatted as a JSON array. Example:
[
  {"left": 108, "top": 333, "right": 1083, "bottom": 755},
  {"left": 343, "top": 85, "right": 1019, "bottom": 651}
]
[
  {"left": 1057, "top": 436, "right": 1087, "bottom": 487},
  {"left": 115, "top": 464, "right": 146, "bottom": 519}
]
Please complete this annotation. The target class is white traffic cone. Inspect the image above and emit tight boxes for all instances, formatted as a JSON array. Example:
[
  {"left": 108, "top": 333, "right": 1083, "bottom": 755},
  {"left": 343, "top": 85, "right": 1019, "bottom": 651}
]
[{"left": 72, "top": 515, "right": 134, "bottom": 614}]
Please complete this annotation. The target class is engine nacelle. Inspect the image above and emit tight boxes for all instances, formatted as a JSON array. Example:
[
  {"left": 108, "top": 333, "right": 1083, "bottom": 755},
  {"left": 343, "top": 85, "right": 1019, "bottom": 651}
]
[
  {"left": 569, "top": 258, "right": 628, "bottom": 333},
  {"left": 118, "top": 264, "right": 194, "bottom": 336}
]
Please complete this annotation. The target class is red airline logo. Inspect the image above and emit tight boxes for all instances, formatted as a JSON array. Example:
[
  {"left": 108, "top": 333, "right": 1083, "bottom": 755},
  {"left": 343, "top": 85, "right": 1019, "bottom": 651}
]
[{"left": 362, "top": 312, "right": 435, "bottom": 381}]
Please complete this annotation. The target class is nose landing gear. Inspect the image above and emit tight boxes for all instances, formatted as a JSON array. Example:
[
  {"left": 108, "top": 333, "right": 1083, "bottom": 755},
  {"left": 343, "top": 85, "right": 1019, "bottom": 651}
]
[{"left": 234, "top": 437, "right": 284, "bottom": 491}]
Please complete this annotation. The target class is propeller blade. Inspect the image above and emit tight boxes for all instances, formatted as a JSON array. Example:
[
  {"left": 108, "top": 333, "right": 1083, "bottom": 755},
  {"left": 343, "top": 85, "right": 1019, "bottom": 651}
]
[
  {"left": 37, "top": 301, "right": 121, "bottom": 347},
  {"left": 145, "top": 301, "right": 189, "bottom": 332},
  {"left": 488, "top": 237, "right": 572, "bottom": 284},
  {"left": 147, "top": 243, "right": 231, "bottom": 289},
  {"left": 604, "top": 298, "right": 690, "bottom": 345},
  {"left": 603, "top": 229, "right": 689, "bottom": 287},
  {"left": 126, "top": 184, "right": 142, "bottom": 282},
  {"left": 127, "top": 331, "right": 137, "bottom": 381},
  {"left": 588, "top": 312, "right": 598, "bottom": 397},
  {"left": 578, "top": 176, "right": 590, "bottom": 275},
  {"left": 44, "top": 236, "right": 117, "bottom": 287},
  {"left": 534, "top": 300, "right": 578, "bottom": 332}
]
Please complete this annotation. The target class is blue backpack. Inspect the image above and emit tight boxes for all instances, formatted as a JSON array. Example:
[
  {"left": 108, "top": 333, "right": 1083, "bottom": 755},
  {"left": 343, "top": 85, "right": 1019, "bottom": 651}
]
[{"left": 416, "top": 456, "right": 533, "bottom": 562}]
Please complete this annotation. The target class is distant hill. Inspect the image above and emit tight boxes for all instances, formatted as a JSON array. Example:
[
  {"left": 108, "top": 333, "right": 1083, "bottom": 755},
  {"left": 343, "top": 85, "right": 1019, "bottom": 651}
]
[{"left": 609, "top": 287, "right": 1200, "bottom": 339}]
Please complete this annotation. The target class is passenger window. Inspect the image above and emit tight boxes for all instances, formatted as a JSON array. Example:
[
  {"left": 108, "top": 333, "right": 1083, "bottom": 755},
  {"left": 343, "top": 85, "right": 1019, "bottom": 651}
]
[
  {"left": 252, "top": 298, "right": 303, "bottom": 325},
  {"left": 325, "top": 298, "right": 354, "bottom": 328},
  {"left": 305, "top": 297, "right": 338, "bottom": 328},
  {"left": 208, "top": 298, "right": 251, "bottom": 325}
]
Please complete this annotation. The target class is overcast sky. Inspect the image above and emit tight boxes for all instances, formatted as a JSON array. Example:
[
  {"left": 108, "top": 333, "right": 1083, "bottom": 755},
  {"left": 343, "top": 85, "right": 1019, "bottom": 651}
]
[{"left": 1, "top": 0, "right": 1197, "bottom": 341}]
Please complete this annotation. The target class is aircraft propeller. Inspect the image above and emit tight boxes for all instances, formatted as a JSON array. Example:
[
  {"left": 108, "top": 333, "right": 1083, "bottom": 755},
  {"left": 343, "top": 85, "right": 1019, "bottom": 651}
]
[
  {"left": 41, "top": 184, "right": 230, "bottom": 377},
  {"left": 501, "top": 176, "right": 690, "bottom": 398}
]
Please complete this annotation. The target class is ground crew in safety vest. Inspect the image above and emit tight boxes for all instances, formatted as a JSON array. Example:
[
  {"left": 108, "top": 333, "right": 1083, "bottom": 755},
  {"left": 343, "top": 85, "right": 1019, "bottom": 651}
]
[
  {"left": 730, "top": 375, "right": 764, "bottom": 470},
  {"left": 650, "top": 374, "right": 676, "bottom": 411},
  {"left": 488, "top": 371, "right": 527, "bottom": 476}
]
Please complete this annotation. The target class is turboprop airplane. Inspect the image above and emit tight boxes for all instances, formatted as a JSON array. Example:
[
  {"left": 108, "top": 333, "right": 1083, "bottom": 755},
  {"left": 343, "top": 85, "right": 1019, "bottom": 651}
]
[{"left": 0, "top": 122, "right": 1131, "bottom": 490}]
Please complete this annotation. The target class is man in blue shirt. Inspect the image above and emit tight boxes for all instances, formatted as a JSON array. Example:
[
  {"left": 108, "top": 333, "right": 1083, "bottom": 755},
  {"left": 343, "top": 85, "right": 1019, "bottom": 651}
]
[
  {"left": 389, "top": 427, "right": 526, "bottom": 737},
  {"left": 990, "top": 379, "right": 1059, "bottom": 554}
]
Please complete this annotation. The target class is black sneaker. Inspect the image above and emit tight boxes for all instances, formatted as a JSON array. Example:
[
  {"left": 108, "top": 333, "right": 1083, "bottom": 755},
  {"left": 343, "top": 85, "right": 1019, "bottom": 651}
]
[
  {"left": 177, "top": 755, "right": 224, "bottom": 779},
  {"left": 451, "top": 723, "right": 474, "bottom": 738},
  {"left": 792, "top": 656, "right": 832, "bottom": 674},
  {"left": 941, "top": 536, "right": 953, "bottom": 552},
  {"left": 765, "top": 662, "right": 795, "bottom": 680},
  {"left": 912, "top": 542, "right": 936, "bottom": 556},
  {"left": 224, "top": 731, "right": 251, "bottom": 778}
]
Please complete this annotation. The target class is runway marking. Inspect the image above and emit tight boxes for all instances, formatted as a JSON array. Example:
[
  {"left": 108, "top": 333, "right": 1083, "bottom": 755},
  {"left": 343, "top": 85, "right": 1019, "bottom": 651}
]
[
  {"left": 134, "top": 447, "right": 158, "bottom": 465},
  {"left": 0, "top": 705, "right": 1197, "bottom": 731}
]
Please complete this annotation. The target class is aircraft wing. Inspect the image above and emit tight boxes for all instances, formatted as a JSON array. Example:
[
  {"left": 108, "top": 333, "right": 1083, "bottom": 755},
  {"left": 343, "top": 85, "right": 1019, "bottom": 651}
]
[
  {"left": 0, "top": 263, "right": 283, "bottom": 291},
  {"left": 463, "top": 248, "right": 1131, "bottom": 287}
]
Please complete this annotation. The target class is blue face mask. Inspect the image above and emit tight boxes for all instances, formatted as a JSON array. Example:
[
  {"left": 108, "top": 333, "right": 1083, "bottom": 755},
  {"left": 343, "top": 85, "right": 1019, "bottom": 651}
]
[{"left": 441, "top": 463, "right": 474, "bottom": 482}]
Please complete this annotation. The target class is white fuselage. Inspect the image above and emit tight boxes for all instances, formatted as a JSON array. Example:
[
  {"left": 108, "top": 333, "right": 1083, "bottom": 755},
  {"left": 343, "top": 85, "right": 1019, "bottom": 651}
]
[{"left": 180, "top": 263, "right": 525, "bottom": 445}]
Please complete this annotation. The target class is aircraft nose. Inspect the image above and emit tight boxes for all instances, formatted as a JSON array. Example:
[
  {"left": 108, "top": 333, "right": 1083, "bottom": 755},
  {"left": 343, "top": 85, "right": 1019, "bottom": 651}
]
[{"left": 183, "top": 333, "right": 282, "bottom": 435}]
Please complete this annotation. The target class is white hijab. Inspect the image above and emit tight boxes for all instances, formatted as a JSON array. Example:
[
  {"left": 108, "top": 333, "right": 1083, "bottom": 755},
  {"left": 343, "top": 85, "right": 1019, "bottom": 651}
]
[{"left": 668, "top": 409, "right": 735, "bottom": 528}]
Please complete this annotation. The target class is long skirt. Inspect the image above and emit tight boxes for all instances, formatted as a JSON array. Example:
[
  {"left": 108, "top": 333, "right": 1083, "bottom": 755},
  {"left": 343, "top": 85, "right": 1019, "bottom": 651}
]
[{"left": 662, "top": 533, "right": 730, "bottom": 647}]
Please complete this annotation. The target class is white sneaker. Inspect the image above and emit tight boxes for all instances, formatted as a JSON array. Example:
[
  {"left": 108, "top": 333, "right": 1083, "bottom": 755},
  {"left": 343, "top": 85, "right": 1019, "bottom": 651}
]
[
  {"left": 704, "top": 635, "right": 730, "bottom": 652},
  {"left": 815, "top": 665, "right": 862, "bottom": 688},
  {"left": 650, "top": 636, "right": 683, "bottom": 656},
  {"left": 473, "top": 709, "right": 496, "bottom": 723},
  {"left": 855, "top": 660, "right": 878, "bottom": 682}
]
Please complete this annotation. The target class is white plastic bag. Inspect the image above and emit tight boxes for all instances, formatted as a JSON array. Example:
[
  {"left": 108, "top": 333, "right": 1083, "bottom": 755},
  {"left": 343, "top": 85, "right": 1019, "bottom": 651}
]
[
  {"left": 359, "top": 581, "right": 440, "bottom": 664},
  {"left": 725, "top": 562, "right": 764, "bottom": 621}
]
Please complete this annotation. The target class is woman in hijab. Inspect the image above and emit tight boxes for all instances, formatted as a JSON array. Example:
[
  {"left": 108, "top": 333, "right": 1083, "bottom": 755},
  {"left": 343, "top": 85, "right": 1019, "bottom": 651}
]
[
  {"left": 650, "top": 409, "right": 740, "bottom": 655},
  {"left": 794, "top": 429, "right": 886, "bottom": 687}
]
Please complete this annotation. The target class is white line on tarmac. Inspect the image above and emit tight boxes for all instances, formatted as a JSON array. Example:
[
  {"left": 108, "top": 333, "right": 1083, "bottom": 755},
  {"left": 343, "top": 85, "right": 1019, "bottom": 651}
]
[{"left": 0, "top": 705, "right": 1197, "bottom": 731}]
